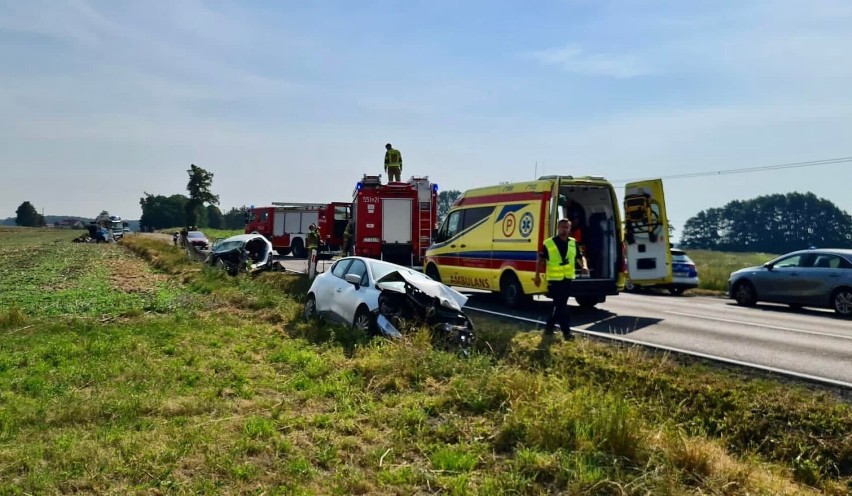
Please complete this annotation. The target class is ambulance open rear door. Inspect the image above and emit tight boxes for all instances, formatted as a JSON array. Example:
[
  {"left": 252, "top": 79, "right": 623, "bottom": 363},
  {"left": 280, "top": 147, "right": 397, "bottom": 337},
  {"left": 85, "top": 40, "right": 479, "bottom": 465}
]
[{"left": 623, "top": 179, "right": 672, "bottom": 286}]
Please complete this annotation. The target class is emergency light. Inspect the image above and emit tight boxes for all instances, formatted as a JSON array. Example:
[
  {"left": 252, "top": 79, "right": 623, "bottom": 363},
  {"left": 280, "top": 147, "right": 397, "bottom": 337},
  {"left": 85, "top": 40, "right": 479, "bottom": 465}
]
[
  {"left": 356, "top": 182, "right": 363, "bottom": 190},
  {"left": 432, "top": 184, "right": 439, "bottom": 192}
]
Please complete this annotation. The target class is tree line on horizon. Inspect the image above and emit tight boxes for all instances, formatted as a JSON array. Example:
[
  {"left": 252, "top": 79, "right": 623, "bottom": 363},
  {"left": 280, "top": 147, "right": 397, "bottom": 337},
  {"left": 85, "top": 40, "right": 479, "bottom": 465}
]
[{"left": 680, "top": 192, "right": 852, "bottom": 253}]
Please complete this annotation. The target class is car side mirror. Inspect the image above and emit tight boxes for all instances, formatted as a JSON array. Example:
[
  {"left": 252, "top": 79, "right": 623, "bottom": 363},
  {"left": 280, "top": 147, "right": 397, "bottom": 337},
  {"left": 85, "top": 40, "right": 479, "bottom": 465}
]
[
  {"left": 344, "top": 273, "right": 362, "bottom": 288},
  {"left": 764, "top": 262, "right": 774, "bottom": 271}
]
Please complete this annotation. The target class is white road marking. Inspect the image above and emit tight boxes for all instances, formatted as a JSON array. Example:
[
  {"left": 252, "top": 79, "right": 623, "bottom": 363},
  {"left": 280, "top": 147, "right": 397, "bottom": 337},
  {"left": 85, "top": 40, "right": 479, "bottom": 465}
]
[
  {"left": 465, "top": 305, "right": 852, "bottom": 389},
  {"left": 663, "top": 310, "right": 852, "bottom": 341}
]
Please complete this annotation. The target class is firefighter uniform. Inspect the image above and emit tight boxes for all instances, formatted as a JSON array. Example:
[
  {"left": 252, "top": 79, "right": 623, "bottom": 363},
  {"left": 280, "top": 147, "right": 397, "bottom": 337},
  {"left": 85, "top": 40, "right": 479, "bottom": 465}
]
[
  {"left": 541, "top": 235, "right": 580, "bottom": 340},
  {"left": 384, "top": 144, "right": 402, "bottom": 182},
  {"left": 342, "top": 220, "right": 354, "bottom": 255},
  {"left": 306, "top": 224, "right": 320, "bottom": 254}
]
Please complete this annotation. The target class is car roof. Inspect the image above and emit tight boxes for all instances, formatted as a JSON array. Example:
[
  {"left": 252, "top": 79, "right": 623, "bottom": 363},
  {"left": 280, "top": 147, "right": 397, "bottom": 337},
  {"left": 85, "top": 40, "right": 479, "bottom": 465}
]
[
  {"left": 782, "top": 248, "right": 852, "bottom": 258},
  {"left": 220, "top": 234, "right": 268, "bottom": 243}
]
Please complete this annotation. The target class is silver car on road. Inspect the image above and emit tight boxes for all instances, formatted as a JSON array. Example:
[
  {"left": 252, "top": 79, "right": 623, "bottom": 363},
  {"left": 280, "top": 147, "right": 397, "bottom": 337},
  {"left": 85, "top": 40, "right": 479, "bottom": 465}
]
[{"left": 728, "top": 248, "right": 852, "bottom": 317}]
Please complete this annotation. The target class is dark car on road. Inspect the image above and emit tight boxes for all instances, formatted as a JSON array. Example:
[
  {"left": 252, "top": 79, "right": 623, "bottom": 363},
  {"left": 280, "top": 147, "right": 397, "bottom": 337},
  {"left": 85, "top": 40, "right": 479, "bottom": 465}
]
[
  {"left": 728, "top": 248, "right": 852, "bottom": 317},
  {"left": 186, "top": 231, "right": 209, "bottom": 250}
]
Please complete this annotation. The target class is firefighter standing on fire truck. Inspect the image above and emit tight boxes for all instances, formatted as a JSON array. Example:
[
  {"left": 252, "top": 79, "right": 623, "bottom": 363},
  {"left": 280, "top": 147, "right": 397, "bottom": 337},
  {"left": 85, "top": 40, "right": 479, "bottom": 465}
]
[{"left": 384, "top": 143, "right": 402, "bottom": 182}]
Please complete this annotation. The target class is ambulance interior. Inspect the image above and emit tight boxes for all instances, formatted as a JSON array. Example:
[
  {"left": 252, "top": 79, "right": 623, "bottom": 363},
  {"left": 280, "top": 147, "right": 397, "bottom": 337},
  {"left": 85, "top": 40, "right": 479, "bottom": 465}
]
[{"left": 554, "top": 185, "right": 619, "bottom": 281}]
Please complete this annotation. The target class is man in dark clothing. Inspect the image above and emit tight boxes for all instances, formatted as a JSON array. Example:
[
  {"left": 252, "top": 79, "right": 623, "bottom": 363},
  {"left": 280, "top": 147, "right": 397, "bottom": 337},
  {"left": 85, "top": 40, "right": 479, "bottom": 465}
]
[{"left": 534, "top": 219, "right": 588, "bottom": 340}]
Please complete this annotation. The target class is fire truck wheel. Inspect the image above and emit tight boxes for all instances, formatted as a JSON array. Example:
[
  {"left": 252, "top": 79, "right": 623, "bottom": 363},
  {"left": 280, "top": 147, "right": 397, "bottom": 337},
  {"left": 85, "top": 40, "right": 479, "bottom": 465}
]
[
  {"left": 291, "top": 238, "right": 306, "bottom": 258},
  {"left": 425, "top": 264, "right": 441, "bottom": 283}
]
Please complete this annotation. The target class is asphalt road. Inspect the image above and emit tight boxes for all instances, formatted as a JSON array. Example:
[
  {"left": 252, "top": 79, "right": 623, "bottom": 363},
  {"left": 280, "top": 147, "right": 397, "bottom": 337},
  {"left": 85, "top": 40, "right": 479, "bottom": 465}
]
[
  {"left": 464, "top": 291, "right": 852, "bottom": 385},
  {"left": 209, "top": 254, "right": 852, "bottom": 385}
]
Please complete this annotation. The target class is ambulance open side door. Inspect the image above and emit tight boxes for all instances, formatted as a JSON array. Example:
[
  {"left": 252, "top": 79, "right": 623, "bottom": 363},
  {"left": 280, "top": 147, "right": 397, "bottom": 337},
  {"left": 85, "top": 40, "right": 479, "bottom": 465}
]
[{"left": 623, "top": 179, "right": 672, "bottom": 286}]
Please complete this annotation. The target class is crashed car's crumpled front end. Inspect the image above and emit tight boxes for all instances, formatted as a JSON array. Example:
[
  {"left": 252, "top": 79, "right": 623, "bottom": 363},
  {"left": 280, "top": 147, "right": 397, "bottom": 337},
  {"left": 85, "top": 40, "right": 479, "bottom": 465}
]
[
  {"left": 373, "top": 270, "right": 474, "bottom": 354},
  {"left": 206, "top": 234, "right": 276, "bottom": 275}
]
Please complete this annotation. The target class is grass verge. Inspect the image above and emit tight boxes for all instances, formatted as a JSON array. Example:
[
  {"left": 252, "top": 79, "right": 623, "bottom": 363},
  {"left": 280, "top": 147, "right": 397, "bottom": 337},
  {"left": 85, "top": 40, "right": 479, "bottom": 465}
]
[{"left": 0, "top": 229, "right": 847, "bottom": 494}]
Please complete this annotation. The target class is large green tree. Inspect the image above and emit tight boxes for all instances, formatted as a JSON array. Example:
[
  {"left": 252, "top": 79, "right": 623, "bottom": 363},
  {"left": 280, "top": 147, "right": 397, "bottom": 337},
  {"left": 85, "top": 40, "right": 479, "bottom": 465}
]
[
  {"left": 681, "top": 192, "right": 852, "bottom": 252},
  {"left": 139, "top": 193, "right": 188, "bottom": 230},
  {"left": 205, "top": 205, "right": 224, "bottom": 229},
  {"left": 222, "top": 206, "right": 248, "bottom": 230},
  {"left": 185, "top": 164, "right": 219, "bottom": 227},
  {"left": 15, "top": 201, "right": 45, "bottom": 227},
  {"left": 437, "top": 190, "right": 462, "bottom": 224}
]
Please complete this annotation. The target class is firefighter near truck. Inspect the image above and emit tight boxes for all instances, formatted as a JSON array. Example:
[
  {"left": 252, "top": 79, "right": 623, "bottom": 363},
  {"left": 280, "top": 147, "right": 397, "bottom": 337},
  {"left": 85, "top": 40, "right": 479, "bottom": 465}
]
[
  {"left": 351, "top": 174, "right": 439, "bottom": 266},
  {"left": 423, "top": 176, "right": 672, "bottom": 309},
  {"left": 245, "top": 203, "right": 351, "bottom": 259}
]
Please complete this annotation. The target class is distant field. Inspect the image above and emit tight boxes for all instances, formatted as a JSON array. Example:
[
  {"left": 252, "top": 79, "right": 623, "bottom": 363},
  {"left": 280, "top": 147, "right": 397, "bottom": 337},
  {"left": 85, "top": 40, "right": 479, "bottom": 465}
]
[
  {"left": 0, "top": 229, "right": 188, "bottom": 318},
  {"left": 0, "top": 229, "right": 849, "bottom": 494},
  {"left": 687, "top": 249, "right": 777, "bottom": 293}
]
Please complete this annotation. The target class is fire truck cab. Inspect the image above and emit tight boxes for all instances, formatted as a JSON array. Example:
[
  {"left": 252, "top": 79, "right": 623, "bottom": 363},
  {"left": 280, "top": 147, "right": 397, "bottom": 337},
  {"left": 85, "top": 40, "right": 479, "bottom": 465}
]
[
  {"left": 246, "top": 203, "right": 351, "bottom": 259},
  {"left": 352, "top": 175, "right": 438, "bottom": 266}
]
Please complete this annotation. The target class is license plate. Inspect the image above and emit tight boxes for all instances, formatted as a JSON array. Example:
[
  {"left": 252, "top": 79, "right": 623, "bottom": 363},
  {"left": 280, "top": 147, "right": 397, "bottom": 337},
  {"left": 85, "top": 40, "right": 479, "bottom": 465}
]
[{"left": 674, "top": 272, "right": 689, "bottom": 277}]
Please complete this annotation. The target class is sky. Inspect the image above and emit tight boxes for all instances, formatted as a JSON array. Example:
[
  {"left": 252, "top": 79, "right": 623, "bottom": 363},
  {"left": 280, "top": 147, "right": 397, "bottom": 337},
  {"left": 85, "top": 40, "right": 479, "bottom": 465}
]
[{"left": 1, "top": 0, "right": 851, "bottom": 237}]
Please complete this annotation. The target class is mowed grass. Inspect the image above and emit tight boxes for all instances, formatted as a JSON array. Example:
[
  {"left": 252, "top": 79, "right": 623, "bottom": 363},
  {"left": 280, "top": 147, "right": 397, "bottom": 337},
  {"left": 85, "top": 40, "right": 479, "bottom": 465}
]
[
  {"left": 0, "top": 229, "right": 849, "bottom": 494},
  {"left": 0, "top": 229, "right": 187, "bottom": 318},
  {"left": 687, "top": 250, "right": 777, "bottom": 292}
]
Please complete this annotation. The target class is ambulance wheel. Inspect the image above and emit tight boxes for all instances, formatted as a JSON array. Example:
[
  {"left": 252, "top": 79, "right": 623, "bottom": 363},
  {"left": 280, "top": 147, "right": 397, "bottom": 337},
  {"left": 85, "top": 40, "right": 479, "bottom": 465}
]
[
  {"left": 425, "top": 264, "right": 441, "bottom": 283},
  {"left": 576, "top": 296, "right": 600, "bottom": 310},
  {"left": 291, "top": 238, "right": 306, "bottom": 258},
  {"left": 500, "top": 272, "right": 530, "bottom": 308}
]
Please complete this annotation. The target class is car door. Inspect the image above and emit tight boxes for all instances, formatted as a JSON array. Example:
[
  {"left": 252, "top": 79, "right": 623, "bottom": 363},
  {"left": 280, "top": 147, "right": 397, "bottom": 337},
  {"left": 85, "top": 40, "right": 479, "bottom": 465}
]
[
  {"left": 623, "top": 179, "right": 672, "bottom": 287},
  {"left": 317, "top": 259, "right": 352, "bottom": 320},
  {"left": 760, "top": 254, "right": 807, "bottom": 303},
  {"left": 332, "top": 259, "right": 369, "bottom": 325},
  {"left": 799, "top": 254, "right": 844, "bottom": 305},
  {"left": 431, "top": 210, "right": 464, "bottom": 283}
]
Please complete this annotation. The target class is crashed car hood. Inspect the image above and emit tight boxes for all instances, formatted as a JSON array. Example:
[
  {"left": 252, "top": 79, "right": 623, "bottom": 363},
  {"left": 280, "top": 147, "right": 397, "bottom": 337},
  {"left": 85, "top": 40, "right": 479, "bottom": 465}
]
[{"left": 376, "top": 270, "right": 468, "bottom": 310}]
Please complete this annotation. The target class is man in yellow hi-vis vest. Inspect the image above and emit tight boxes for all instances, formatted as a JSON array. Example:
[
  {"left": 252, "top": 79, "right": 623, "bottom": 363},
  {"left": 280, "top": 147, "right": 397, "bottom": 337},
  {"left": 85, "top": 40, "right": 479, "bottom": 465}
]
[
  {"left": 384, "top": 143, "right": 402, "bottom": 182},
  {"left": 534, "top": 218, "right": 588, "bottom": 341}
]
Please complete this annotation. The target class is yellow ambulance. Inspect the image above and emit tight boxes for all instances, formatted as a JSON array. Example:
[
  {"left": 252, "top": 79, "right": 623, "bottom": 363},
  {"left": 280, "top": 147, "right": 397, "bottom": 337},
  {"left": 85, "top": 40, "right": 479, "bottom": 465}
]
[{"left": 423, "top": 176, "right": 672, "bottom": 308}]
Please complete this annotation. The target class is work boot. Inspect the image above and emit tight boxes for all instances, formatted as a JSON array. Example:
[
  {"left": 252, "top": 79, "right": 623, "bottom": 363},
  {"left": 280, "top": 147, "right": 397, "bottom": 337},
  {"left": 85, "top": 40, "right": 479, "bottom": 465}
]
[
  {"left": 543, "top": 326, "right": 555, "bottom": 335},
  {"left": 562, "top": 332, "right": 575, "bottom": 341}
]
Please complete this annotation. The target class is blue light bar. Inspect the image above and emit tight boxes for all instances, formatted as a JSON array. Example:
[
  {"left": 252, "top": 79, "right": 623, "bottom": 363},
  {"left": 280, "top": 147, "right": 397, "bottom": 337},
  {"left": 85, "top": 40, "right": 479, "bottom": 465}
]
[
  {"left": 356, "top": 182, "right": 363, "bottom": 190},
  {"left": 432, "top": 184, "right": 439, "bottom": 192}
]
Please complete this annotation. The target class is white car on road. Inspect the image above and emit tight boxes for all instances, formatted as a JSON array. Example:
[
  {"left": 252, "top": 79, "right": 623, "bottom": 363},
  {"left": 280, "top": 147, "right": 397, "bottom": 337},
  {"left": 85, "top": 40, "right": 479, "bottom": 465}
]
[{"left": 304, "top": 257, "right": 459, "bottom": 330}]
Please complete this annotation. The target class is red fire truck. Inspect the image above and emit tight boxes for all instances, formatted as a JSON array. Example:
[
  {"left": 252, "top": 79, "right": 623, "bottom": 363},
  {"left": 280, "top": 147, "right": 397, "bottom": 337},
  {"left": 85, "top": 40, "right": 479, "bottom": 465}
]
[
  {"left": 245, "top": 203, "right": 351, "bottom": 258},
  {"left": 352, "top": 175, "right": 439, "bottom": 266}
]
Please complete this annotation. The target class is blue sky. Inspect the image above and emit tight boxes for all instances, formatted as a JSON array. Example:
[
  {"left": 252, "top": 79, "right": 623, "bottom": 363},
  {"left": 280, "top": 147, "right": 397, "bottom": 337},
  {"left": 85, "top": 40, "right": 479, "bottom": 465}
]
[{"left": 1, "top": 0, "right": 851, "bottom": 236}]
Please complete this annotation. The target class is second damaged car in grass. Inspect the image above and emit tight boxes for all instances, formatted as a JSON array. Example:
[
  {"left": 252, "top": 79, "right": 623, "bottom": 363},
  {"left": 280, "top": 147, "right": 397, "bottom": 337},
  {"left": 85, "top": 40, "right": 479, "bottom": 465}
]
[{"left": 206, "top": 234, "right": 276, "bottom": 276}]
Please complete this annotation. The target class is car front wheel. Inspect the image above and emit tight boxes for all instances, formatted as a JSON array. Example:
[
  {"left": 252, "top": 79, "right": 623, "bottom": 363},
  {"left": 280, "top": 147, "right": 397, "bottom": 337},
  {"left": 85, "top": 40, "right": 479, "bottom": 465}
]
[
  {"left": 733, "top": 281, "right": 757, "bottom": 307},
  {"left": 353, "top": 307, "right": 372, "bottom": 332},
  {"left": 304, "top": 294, "right": 318, "bottom": 321},
  {"left": 832, "top": 288, "right": 852, "bottom": 317}
]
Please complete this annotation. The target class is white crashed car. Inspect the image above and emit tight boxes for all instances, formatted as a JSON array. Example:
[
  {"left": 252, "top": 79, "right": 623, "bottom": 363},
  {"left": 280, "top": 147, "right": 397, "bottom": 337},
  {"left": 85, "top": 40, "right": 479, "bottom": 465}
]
[{"left": 303, "top": 257, "right": 466, "bottom": 331}]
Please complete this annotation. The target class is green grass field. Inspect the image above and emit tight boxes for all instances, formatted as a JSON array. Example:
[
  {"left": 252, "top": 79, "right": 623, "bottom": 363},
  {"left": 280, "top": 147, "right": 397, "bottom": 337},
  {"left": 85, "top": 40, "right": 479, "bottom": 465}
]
[
  {"left": 687, "top": 250, "right": 778, "bottom": 293},
  {"left": 0, "top": 229, "right": 849, "bottom": 494}
]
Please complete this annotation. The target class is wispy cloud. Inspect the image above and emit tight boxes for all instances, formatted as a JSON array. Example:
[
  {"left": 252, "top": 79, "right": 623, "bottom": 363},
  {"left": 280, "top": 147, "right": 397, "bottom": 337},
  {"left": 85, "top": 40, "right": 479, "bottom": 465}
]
[{"left": 525, "top": 44, "right": 651, "bottom": 78}]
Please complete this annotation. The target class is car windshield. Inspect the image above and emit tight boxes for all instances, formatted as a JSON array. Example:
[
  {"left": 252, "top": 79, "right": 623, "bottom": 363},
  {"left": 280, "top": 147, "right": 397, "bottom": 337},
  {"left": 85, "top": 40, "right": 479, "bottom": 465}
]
[
  {"left": 370, "top": 261, "right": 429, "bottom": 282},
  {"left": 215, "top": 240, "right": 244, "bottom": 252},
  {"left": 188, "top": 232, "right": 205, "bottom": 239}
]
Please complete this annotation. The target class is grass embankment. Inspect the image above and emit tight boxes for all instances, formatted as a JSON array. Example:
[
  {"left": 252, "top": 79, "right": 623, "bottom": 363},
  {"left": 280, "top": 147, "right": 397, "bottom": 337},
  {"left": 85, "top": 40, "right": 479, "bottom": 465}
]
[
  {"left": 0, "top": 230, "right": 849, "bottom": 494},
  {"left": 686, "top": 250, "right": 777, "bottom": 293}
]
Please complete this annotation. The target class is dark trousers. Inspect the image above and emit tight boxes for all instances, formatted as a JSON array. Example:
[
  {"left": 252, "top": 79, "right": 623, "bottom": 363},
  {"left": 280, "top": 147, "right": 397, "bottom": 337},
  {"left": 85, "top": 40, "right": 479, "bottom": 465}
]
[
  {"left": 546, "top": 279, "right": 573, "bottom": 337},
  {"left": 387, "top": 167, "right": 401, "bottom": 182}
]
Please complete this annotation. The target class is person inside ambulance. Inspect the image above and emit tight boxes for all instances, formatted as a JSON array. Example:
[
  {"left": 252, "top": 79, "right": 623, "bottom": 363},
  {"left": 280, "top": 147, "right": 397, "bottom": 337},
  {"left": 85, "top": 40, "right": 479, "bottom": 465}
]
[
  {"left": 533, "top": 218, "right": 589, "bottom": 341},
  {"left": 384, "top": 143, "right": 403, "bottom": 183}
]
